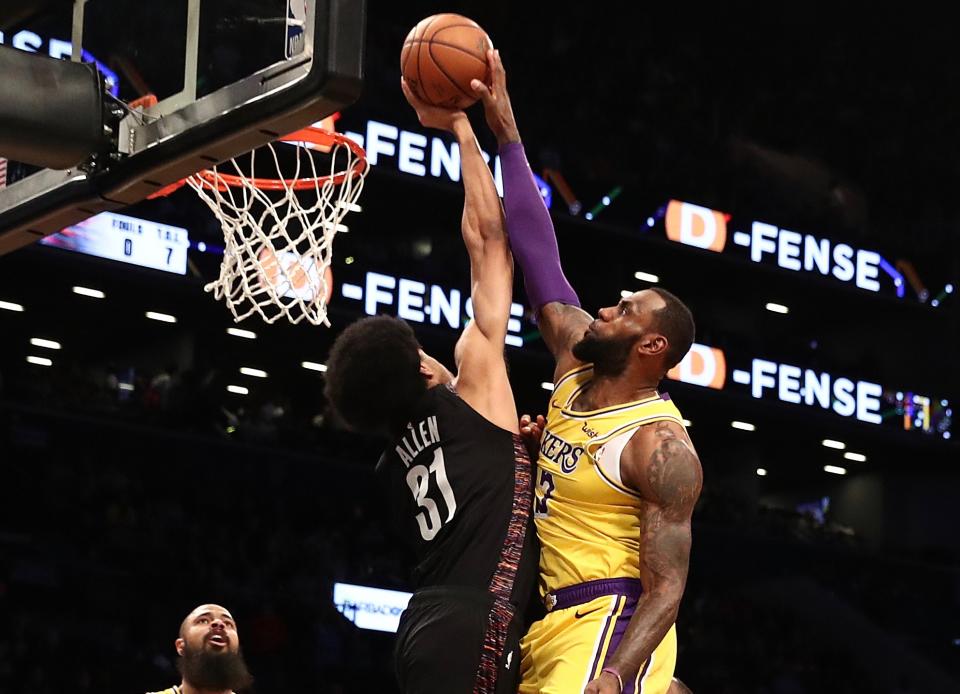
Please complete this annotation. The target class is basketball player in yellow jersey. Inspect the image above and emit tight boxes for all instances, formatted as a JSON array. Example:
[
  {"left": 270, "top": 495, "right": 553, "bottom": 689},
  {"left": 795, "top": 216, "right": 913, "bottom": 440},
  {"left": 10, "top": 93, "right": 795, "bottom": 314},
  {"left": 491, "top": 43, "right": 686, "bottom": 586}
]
[
  {"left": 146, "top": 603, "right": 253, "bottom": 694},
  {"left": 473, "top": 51, "right": 702, "bottom": 694}
]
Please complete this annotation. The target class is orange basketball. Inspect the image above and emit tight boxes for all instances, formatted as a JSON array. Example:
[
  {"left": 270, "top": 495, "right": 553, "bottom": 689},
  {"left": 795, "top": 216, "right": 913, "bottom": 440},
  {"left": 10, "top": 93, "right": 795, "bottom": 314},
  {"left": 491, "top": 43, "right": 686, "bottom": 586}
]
[{"left": 401, "top": 14, "right": 492, "bottom": 110}]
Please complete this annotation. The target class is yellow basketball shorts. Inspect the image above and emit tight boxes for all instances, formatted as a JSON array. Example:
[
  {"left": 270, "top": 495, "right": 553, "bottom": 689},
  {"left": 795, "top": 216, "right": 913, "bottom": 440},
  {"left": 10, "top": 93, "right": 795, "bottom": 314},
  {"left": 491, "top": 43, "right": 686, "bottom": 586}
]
[{"left": 518, "top": 580, "right": 676, "bottom": 694}]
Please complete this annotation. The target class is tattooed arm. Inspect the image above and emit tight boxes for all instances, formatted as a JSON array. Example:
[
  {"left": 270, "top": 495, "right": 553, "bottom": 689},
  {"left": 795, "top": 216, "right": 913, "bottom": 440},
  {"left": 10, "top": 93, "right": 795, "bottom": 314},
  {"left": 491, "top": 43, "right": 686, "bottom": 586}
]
[{"left": 584, "top": 420, "right": 702, "bottom": 693}]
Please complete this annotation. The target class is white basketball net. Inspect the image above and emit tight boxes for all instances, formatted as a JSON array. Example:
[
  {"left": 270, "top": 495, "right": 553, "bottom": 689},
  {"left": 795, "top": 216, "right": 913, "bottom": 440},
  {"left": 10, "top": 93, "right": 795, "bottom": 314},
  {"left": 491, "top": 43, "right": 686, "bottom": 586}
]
[{"left": 187, "top": 133, "right": 367, "bottom": 326}]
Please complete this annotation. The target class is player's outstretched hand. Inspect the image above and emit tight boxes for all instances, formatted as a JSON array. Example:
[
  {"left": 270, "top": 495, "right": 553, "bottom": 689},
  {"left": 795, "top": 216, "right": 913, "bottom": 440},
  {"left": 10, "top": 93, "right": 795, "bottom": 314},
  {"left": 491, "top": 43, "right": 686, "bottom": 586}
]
[
  {"left": 519, "top": 413, "right": 546, "bottom": 460},
  {"left": 584, "top": 671, "right": 622, "bottom": 694},
  {"left": 470, "top": 49, "right": 520, "bottom": 146},
  {"left": 401, "top": 77, "right": 467, "bottom": 132}
]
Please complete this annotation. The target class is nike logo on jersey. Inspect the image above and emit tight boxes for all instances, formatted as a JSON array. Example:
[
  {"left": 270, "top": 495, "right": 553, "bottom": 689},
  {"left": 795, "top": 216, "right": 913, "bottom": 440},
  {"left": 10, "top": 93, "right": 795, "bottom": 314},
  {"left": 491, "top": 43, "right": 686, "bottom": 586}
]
[
  {"left": 575, "top": 607, "right": 602, "bottom": 619},
  {"left": 505, "top": 650, "right": 513, "bottom": 670}
]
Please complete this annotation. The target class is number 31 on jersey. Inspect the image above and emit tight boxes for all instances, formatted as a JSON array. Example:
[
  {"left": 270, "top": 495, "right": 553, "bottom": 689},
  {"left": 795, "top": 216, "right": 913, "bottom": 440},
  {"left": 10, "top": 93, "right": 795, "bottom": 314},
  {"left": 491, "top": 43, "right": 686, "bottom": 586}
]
[{"left": 406, "top": 448, "right": 458, "bottom": 541}]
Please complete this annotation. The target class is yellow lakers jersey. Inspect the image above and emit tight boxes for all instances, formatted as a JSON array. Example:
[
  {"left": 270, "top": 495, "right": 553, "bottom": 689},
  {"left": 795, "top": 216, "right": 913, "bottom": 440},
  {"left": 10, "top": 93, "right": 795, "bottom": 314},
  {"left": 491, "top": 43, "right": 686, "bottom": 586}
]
[{"left": 534, "top": 365, "right": 686, "bottom": 595}]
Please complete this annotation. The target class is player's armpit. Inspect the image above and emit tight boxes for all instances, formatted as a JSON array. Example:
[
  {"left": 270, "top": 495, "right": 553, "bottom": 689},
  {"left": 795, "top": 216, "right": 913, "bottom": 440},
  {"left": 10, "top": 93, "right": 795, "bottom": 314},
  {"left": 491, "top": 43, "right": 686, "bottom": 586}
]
[{"left": 537, "top": 302, "right": 594, "bottom": 380}]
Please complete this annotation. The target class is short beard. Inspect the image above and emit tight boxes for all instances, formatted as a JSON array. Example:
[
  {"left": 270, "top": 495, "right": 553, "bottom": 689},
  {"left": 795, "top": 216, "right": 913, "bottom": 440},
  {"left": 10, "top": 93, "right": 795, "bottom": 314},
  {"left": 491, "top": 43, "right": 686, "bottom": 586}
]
[
  {"left": 178, "top": 645, "right": 254, "bottom": 692},
  {"left": 571, "top": 333, "right": 633, "bottom": 377}
]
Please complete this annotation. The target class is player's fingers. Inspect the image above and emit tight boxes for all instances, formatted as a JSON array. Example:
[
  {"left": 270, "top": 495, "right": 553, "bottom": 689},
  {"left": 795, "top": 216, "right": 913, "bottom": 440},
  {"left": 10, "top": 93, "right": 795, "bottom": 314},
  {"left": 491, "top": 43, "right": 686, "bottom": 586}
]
[
  {"left": 402, "top": 77, "right": 430, "bottom": 111},
  {"left": 493, "top": 49, "right": 507, "bottom": 88},
  {"left": 520, "top": 414, "right": 532, "bottom": 426},
  {"left": 486, "top": 48, "right": 497, "bottom": 73},
  {"left": 470, "top": 78, "right": 494, "bottom": 104},
  {"left": 400, "top": 77, "right": 417, "bottom": 104}
]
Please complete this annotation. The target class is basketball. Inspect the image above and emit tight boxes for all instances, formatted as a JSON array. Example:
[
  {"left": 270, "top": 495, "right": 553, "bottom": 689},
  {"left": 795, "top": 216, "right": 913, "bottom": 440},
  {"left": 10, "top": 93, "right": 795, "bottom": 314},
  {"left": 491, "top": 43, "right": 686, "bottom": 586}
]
[{"left": 401, "top": 14, "right": 493, "bottom": 110}]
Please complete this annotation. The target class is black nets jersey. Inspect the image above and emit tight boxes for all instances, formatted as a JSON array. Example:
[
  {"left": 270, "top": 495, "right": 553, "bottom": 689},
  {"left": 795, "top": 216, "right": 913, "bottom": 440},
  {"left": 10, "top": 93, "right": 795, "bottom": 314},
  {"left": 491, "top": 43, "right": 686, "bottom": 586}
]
[{"left": 377, "top": 384, "right": 537, "bottom": 606}]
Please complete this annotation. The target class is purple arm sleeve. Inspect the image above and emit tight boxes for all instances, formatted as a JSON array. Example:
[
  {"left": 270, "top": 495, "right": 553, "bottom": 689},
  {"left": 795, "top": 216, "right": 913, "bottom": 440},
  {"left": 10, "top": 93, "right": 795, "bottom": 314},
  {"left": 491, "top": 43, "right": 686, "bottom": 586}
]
[{"left": 500, "top": 141, "right": 580, "bottom": 314}]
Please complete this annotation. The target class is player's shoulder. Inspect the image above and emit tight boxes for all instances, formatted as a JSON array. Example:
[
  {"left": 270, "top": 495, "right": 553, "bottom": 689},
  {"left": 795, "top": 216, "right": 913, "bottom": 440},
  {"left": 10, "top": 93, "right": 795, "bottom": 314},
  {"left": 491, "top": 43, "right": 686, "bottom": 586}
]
[
  {"left": 630, "top": 418, "right": 695, "bottom": 457},
  {"left": 622, "top": 419, "right": 701, "bottom": 502},
  {"left": 145, "top": 687, "right": 181, "bottom": 694}
]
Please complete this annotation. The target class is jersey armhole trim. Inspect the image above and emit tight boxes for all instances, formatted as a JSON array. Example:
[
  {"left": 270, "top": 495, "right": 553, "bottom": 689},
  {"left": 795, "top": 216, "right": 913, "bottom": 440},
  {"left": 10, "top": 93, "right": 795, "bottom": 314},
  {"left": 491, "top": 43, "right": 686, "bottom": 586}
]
[
  {"left": 587, "top": 414, "right": 686, "bottom": 500},
  {"left": 554, "top": 364, "right": 594, "bottom": 391}
]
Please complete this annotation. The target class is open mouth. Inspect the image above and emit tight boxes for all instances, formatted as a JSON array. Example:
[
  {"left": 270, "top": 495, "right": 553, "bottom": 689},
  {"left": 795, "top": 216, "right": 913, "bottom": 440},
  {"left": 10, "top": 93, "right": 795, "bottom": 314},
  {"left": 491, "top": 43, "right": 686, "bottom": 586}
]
[{"left": 206, "top": 633, "right": 229, "bottom": 648}]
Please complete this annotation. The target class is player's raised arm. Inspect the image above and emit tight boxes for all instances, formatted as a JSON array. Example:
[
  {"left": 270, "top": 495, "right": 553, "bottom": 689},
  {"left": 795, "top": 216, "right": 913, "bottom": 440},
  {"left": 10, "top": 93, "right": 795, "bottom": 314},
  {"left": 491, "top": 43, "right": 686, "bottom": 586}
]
[
  {"left": 472, "top": 49, "right": 593, "bottom": 381},
  {"left": 400, "top": 78, "right": 518, "bottom": 433}
]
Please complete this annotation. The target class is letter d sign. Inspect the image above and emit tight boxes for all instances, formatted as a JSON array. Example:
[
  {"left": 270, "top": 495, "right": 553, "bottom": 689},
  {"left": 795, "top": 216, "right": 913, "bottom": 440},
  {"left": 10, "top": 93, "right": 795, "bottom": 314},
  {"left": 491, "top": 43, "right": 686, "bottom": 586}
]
[
  {"left": 667, "top": 344, "right": 727, "bottom": 390},
  {"left": 665, "top": 200, "right": 727, "bottom": 252}
]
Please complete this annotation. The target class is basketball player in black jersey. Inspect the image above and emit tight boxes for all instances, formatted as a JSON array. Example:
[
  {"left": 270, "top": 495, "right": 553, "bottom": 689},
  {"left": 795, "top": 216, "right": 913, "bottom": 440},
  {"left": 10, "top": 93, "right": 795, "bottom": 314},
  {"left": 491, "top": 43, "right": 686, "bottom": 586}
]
[{"left": 323, "top": 79, "right": 538, "bottom": 694}]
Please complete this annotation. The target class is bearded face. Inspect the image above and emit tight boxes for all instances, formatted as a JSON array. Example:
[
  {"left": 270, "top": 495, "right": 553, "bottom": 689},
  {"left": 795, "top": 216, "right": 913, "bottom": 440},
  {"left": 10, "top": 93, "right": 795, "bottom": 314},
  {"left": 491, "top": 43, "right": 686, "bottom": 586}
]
[
  {"left": 176, "top": 605, "right": 253, "bottom": 692},
  {"left": 571, "top": 330, "right": 635, "bottom": 377},
  {"left": 177, "top": 644, "right": 254, "bottom": 692}
]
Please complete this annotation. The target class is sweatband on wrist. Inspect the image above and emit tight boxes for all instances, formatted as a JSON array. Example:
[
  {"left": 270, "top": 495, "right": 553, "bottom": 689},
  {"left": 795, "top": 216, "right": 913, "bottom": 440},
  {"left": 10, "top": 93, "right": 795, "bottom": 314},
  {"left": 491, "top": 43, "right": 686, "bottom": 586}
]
[{"left": 601, "top": 667, "right": 624, "bottom": 692}]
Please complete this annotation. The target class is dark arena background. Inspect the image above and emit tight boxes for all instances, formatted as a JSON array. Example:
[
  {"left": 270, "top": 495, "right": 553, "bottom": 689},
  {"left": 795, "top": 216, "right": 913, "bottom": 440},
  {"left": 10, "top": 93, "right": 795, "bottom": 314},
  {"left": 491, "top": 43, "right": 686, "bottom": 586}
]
[{"left": 1, "top": 2, "right": 958, "bottom": 693}]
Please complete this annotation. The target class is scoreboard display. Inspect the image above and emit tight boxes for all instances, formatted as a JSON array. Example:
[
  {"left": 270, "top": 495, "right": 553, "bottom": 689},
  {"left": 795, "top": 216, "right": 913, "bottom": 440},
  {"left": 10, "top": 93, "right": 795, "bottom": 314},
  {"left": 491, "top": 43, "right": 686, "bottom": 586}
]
[{"left": 40, "top": 211, "right": 190, "bottom": 275}]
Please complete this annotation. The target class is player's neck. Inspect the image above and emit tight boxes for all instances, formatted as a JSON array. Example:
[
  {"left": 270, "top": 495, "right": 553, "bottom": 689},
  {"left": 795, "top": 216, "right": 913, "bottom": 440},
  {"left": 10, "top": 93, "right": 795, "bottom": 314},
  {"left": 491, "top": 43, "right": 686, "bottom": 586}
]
[
  {"left": 579, "top": 370, "right": 659, "bottom": 410},
  {"left": 181, "top": 681, "right": 232, "bottom": 694}
]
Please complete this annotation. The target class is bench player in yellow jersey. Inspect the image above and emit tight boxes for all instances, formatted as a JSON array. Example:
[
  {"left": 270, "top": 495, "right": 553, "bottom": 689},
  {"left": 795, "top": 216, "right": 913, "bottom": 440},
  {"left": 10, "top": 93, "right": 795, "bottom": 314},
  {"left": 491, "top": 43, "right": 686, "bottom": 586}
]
[
  {"left": 472, "top": 52, "right": 703, "bottom": 694},
  {"left": 146, "top": 604, "right": 253, "bottom": 694}
]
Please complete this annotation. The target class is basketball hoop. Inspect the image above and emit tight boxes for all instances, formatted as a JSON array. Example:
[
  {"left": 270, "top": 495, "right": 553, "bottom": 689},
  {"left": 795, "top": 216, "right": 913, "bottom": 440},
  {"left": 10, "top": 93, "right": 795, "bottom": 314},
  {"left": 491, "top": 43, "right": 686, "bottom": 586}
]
[{"left": 151, "top": 125, "right": 368, "bottom": 326}]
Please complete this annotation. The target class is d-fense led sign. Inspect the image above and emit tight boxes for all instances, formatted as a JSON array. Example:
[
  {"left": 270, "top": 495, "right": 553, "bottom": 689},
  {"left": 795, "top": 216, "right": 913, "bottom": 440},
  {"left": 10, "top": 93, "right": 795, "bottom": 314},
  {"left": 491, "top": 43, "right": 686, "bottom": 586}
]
[
  {"left": 663, "top": 200, "right": 905, "bottom": 297},
  {"left": 333, "top": 582, "right": 412, "bottom": 633},
  {"left": 667, "top": 343, "right": 952, "bottom": 438},
  {"left": 41, "top": 212, "right": 190, "bottom": 275},
  {"left": 340, "top": 271, "right": 528, "bottom": 347},
  {"left": 342, "top": 119, "right": 505, "bottom": 194},
  {"left": 302, "top": 115, "right": 552, "bottom": 206}
]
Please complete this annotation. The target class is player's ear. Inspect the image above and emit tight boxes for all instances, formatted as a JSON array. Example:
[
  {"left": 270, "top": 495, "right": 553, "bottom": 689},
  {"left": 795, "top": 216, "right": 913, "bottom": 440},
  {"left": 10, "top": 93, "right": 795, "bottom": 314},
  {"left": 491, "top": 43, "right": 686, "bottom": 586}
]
[
  {"left": 639, "top": 334, "right": 667, "bottom": 357},
  {"left": 175, "top": 637, "right": 185, "bottom": 656}
]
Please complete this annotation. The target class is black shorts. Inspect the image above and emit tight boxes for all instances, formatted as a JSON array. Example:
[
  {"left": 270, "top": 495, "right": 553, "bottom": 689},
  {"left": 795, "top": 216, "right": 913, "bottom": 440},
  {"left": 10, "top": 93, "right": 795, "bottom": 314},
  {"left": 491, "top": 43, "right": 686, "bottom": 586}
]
[{"left": 395, "top": 585, "right": 524, "bottom": 694}]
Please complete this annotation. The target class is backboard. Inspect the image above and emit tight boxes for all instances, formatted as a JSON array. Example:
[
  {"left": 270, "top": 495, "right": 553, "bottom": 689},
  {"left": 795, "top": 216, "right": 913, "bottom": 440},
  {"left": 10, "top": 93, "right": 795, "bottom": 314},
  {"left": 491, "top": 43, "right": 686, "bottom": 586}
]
[{"left": 0, "top": 0, "right": 366, "bottom": 255}]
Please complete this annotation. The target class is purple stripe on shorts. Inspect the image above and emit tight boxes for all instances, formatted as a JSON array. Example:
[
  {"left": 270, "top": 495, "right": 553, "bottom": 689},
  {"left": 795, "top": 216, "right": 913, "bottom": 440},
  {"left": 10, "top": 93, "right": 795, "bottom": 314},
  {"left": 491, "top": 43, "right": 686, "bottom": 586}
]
[
  {"left": 587, "top": 595, "right": 623, "bottom": 684},
  {"left": 601, "top": 599, "right": 640, "bottom": 693}
]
